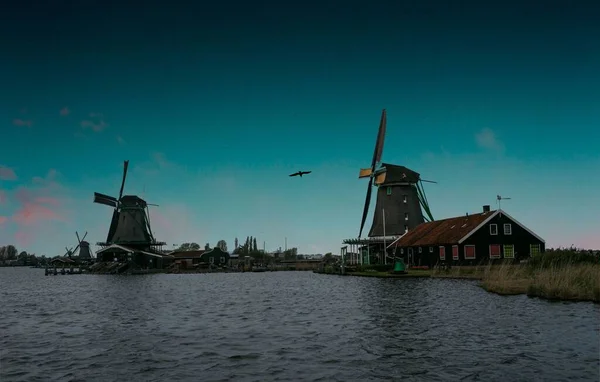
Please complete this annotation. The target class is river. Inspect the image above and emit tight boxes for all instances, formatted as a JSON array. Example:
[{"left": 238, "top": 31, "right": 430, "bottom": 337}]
[{"left": 0, "top": 267, "right": 598, "bottom": 381}]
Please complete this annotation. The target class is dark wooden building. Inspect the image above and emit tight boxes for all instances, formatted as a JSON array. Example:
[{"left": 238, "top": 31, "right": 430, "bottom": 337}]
[
  {"left": 169, "top": 250, "right": 206, "bottom": 268},
  {"left": 201, "top": 248, "right": 230, "bottom": 267},
  {"left": 389, "top": 206, "right": 545, "bottom": 267}
]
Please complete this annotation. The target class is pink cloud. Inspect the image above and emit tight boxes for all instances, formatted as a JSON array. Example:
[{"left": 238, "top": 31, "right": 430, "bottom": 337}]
[
  {"left": 0, "top": 216, "right": 7, "bottom": 225},
  {"left": 60, "top": 107, "right": 70, "bottom": 116},
  {"left": 13, "top": 118, "right": 33, "bottom": 127},
  {"left": 0, "top": 165, "right": 17, "bottom": 180},
  {"left": 0, "top": 190, "right": 6, "bottom": 204},
  {"left": 12, "top": 202, "right": 62, "bottom": 226},
  {"left": 8, "top": 169, "right": 69, "bottom": 238}
]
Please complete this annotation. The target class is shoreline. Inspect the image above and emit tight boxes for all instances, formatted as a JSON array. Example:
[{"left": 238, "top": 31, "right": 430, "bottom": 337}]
[{"left": 314, "top": 266, "right": 599, "bottom": 304}]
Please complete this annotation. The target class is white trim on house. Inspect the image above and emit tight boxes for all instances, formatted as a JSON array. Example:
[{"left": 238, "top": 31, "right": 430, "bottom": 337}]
[
  {"left": 504, "top": 244, "right": 515, "bottom": 259},
  {"left": 464, "top": 245, "right": 476, "bottom": 260},
  {"left": 439, "top": 246, "right": 446, "bottom": 260},
  {"left": 452, "top": 245, "right": 459, "bottom": 260},
  {"left": 503, "top": 223, "right": 512, "bottom": 235},
  {"left": 489, "top": 244, "right": 501, "bottom": 259},
  {"left": 489, "top": 223, "right": 498, "bottom": 235},
  {"left": 458, "top": 209, "right": 545, "bottom": 244}
]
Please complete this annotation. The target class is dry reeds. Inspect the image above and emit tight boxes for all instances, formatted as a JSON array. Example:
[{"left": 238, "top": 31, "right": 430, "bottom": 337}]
[{"left": 481, "top": 259, "right": 600, "bottom": 303}]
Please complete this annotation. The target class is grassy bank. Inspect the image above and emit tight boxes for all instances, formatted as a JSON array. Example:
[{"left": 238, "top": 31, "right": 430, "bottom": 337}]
[
  {"left": 481, "top": 249, "right": 600, "bottom": 302},
  {"left": 320, "top": 249, "right": 600, "bottom": 303}
]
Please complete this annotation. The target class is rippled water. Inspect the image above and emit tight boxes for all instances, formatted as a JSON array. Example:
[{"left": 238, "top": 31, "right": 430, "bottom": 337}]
[{"left": 1, "top": 268, "right": 598, "bottom": 381}]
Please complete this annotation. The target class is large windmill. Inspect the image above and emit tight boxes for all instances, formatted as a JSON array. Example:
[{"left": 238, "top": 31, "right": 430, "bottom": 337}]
[
  {"left": 357, "top": 109, "right": 436, "bottom": 240},
  {"left": 93, "top": 160, "right": 163, "bottom": 248}
]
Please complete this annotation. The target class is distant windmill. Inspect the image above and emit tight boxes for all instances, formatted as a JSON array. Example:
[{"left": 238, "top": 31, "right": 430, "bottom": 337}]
[{"left": 496, "top": 194, "right": 511, "bottom": 209}]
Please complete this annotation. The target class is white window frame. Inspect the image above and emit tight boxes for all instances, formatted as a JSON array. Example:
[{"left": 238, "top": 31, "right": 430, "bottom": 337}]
[
  {"left": 429, "top": 247, "right": 433, "bottom": 253},
  {"left": 503, "top": 244, "right": 515, "bottom": 259},
  {"left": 404, "top": 213, "right": 409, "bottom": 221},
  {"left": 404, "top": 225, "right": 408, "bottom": 233},
  {"left": 452, "top": 245, "right": 459, "bottom": 260},
  {"left": 403, "top": 195, "right": 407, "bottom": 203},
  {"left": 400, "top": 248, "right": 404, "bottom": 255},
  {"left": 504, "top": 223, "right": 512, "bottom": 235},
  {"left": 530, "top": 244, "right": 541, "bottom": 256},
  {"left": 464, "top": 245, "right": 476, "bottom": 260},
  {"left": 489, "top": 244, "right": 501, "bottom": 259},
  {"left": 439, "top": 246, "right": 446, "bottom": 260},
  {"left": 489, "top": 224, "right": 498, "bottom": 235},
  {"left": 418, "top": 247, "right": 422, "bottom": 253}
]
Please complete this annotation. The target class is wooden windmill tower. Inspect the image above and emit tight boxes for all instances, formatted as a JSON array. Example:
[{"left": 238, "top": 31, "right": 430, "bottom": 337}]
[
  {"left": 358, "top": 109, "right": 436, "bottom": 240},
  {"left": 93, "top": 160, "right": 164, "bottom": 249}
]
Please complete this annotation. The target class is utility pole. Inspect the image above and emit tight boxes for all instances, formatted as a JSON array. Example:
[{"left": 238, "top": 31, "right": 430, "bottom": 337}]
[{"left": 383, "top": 208, "right": 387, "bottom": 265}]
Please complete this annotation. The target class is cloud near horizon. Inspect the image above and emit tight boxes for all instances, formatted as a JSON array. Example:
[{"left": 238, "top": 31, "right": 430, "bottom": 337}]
[
  {"left": 0, "top": 165, "right": 17, "bottom": 180},
  {"left": 0, "top": 169, "right": 71, "bottom": 247},
  {"left": 13, "top": 118, "right": 33, "bottom": 128}
]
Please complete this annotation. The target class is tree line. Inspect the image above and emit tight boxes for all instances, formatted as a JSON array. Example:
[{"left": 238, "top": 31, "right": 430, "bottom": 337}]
[
  {"left": 0, "top": 245, "right": 47, "bottom": 266},
  {"left": 174, "top": 236, "right": 301, "bottom": 260}
]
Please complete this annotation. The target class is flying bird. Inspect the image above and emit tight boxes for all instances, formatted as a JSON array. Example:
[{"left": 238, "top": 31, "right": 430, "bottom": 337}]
[{"left": 289, "top": 171, "right": 312, "bottom": 177}]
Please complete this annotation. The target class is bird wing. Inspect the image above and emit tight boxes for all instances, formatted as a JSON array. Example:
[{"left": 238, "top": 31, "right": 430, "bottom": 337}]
[
  {"left": 301, "top": 171, "right": 312, "bottom": 175},
  {"left": 289, "top": 172, "right": 299, "bottom": 177}
]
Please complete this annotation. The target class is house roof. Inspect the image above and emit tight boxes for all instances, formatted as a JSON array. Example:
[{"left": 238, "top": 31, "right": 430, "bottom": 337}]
[
  {"left": 390, "top": 210, "right": 497, "bottom": 247},
  {"left": 169, "top": 250, "right": 205, "bottom": 258},
  {"left": 96, "top": 244, "right": 173, "bottom": 258},
  {"left": 389, "top": 209, "right": 545, "bottom": 248}
]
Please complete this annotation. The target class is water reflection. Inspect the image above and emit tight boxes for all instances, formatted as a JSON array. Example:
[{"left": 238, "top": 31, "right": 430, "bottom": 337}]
[{"left": 0, "top": 268, "right": 598, "bottom": 382}]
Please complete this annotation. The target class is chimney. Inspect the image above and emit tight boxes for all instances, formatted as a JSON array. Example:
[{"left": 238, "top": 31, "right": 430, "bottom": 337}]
[{"left": 483, "top": 205, "right": 491, "bottom": 213}]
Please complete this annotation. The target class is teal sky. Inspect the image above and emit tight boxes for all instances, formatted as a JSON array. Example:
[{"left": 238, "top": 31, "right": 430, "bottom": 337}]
[{"left": 1, "top": 0, "right": 599, "bottom": 255}]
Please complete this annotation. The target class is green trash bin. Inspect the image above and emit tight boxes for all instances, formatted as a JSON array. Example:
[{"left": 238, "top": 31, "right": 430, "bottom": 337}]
[{"left": 392, "top": 259, "right": 406, "bottom": 274}]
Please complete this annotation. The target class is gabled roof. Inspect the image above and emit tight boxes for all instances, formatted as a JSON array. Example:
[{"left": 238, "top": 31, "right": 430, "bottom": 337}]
[
  {"left": 390, "top": 210, "right": 494, "bottom": 247},
  {"left": 390, "top": 209, "right": 545, "bottom": 247}
]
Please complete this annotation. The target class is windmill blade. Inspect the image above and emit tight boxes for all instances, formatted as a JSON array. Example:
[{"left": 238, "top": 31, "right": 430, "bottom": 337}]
[
  {"left": 118, "top": 160, "right": 130, "bottom": 200},
  {"left": 371, "top": 109, "right": 387, "bottom": 169},
  {"left": 359, "top": 177, "right": 374, "bottom": 238},
  {"left": 94, "top": 192, "right": 118, "bottom": 207},
  {"left": 81, "top": 231, "right": 88, "bottom": 241},
  {"left": 76, "top": 231, "right": 81, "bottom": 243},
  {"left": 421, "top": 179, "right": 438, "bottom": 184}
]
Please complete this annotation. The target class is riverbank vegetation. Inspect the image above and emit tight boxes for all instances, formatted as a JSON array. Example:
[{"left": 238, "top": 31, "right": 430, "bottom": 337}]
[
  {"left": 481, "top": 248, "right": 599, "bottom": 303},
  {"left": 320, "top": 247, "right": 599, "bottom": 303}
]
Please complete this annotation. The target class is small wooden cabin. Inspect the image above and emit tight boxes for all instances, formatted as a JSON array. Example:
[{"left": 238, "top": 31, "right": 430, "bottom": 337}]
[
  {"left": 200, "top": 247, "right": 230, "bottom": 267},
  {"left": 389, "top": 206, "right": 545, "bottom": 267}
]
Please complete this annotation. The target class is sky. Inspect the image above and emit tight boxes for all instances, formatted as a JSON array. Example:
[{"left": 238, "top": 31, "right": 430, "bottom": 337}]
[{"left": 1, "top": 0, "right": 599, "bottom": 256}]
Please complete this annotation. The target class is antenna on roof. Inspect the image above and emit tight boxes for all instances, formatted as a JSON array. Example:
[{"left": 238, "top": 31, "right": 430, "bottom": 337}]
[{"left": 496, "top": 194, "right": 511, "bottom": 210}]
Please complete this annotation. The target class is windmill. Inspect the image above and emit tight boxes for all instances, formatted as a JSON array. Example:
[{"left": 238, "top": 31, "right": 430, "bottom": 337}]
[
  {"left": 63, "top": 231, "right": 92, "bottom": 261},
  {"left": 93, "top": 160, "right": 162, "bottom": 247},
  {"left": 496, "top": 194, "right": 511, "bottom": 209},
  {"left": 357, "top": 109, "right": 436, "bottom": 240}
]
